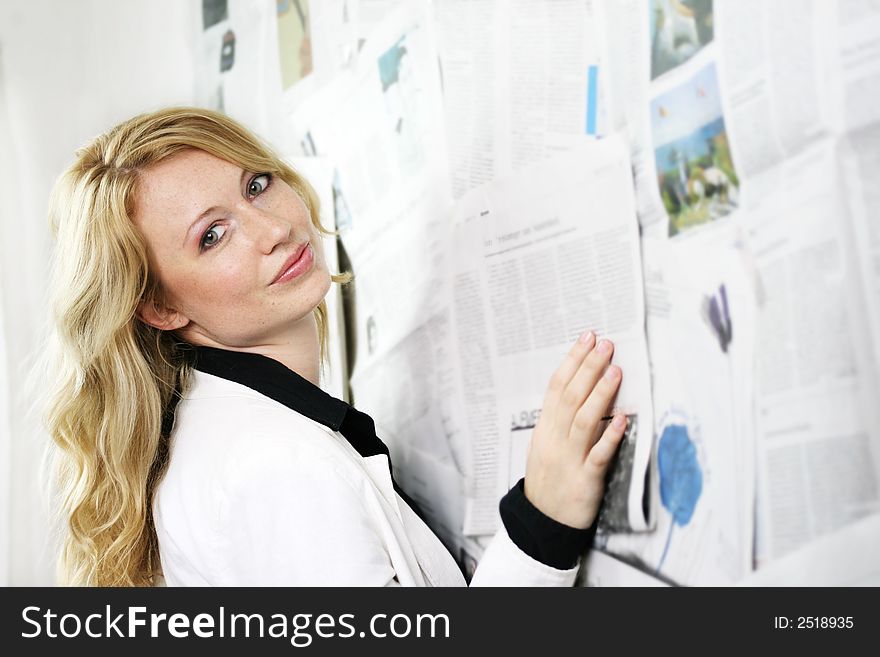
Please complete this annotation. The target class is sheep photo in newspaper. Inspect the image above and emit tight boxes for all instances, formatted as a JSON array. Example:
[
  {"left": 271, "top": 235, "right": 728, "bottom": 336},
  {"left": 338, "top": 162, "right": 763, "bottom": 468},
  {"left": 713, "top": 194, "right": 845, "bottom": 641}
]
[{"left": 651, "top": 62, "right": 740, "bottom": 237}]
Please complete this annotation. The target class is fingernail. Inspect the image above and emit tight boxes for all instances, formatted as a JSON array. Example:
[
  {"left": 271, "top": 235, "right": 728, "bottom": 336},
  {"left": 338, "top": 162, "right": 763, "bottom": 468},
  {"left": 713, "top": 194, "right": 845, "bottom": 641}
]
[
  {"left": 613, "top": 415, "right": 626, "bottom": 429},
  {"left": 597, "top": 339, "right": 612, "bottom": 354},
  {"left": 603, "top": 364, "right": 620, "bottom": 381},
  {"left": 578, "top": 330, "right": 594, "bottom": 345}
]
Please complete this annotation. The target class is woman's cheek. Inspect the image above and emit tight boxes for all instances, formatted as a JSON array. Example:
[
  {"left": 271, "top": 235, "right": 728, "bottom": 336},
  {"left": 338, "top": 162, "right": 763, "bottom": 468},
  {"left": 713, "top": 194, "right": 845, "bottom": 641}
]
[
  {"left": 213, "top": 258, "right": 251, "bottom": 292},
  {"left": 312, "top": 240, "right": 325, "bottom": 270}
]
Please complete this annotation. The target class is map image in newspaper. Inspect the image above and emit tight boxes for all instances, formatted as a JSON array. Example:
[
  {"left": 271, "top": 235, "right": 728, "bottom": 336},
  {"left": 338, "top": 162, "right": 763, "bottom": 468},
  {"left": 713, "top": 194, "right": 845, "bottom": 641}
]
[{"left": 656, "top": 421, "right": 704, "bottom": 572}]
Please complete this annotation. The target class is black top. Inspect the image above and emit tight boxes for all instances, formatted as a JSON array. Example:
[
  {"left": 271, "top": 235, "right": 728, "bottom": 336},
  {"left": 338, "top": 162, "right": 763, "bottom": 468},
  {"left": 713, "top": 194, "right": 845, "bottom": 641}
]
[{"left": 189, "top": 345, "right": 593, "bottom": 571}]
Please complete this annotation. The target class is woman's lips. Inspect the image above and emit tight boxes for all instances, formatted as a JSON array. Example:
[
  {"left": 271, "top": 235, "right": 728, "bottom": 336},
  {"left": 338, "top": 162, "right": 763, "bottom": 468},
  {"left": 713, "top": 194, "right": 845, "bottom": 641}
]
[{"left": 271, "top": 243, "right": 313, "bottom": 285}]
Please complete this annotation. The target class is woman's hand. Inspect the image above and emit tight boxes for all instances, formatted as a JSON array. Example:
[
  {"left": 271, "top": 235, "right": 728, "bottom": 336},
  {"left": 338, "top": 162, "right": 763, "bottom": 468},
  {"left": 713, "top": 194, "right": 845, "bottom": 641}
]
[{"left": 523, "top": 331, "right": 627, "bottom": 529}]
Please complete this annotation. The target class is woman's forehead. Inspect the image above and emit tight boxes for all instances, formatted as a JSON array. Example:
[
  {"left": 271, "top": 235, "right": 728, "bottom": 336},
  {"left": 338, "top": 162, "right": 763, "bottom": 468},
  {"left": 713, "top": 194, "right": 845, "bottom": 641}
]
[
  {"left": 144, "top": 148, "right": 236, "bottom": 181},
  {"left": 134, "top": 150, "right": 240, "bottom": 222}
]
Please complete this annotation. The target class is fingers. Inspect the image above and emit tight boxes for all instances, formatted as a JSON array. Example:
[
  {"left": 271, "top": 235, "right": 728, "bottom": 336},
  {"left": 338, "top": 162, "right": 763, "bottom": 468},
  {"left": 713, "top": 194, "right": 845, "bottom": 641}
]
[
  {"left": 586, "top": 414, "right": 628, "bottom": 471},
  {"left": 569, "top": 359, "right": 621, "bottom": 447},
  {"left": 541, "top": 330, "right": 596, "bottom": 417},
  {"left": 556, "top": 338, "right": 617, "bottom": 434}
]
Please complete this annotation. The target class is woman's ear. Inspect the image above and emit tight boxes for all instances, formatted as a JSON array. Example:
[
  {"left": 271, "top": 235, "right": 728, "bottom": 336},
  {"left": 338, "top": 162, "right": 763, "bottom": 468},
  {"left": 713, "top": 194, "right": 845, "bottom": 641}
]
[{"left": 136, "top": 298, "right": 189, "bottom": 331}]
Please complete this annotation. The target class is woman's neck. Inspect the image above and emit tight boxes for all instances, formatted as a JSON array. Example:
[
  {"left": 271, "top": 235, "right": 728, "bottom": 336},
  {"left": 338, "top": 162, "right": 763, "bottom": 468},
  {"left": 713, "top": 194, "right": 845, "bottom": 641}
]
[
  {"left": 183, "top": 313, "right": 322, "bottom": 386},
  {"left": 252, "top": 319, "right": 321, "bottom": 386}
]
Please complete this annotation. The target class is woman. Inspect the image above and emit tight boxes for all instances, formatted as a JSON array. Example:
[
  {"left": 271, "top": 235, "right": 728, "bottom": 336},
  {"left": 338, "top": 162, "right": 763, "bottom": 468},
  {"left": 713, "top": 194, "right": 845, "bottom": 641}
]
[{"left": 44, "top": 107, "right": 627, "bottom": 586}]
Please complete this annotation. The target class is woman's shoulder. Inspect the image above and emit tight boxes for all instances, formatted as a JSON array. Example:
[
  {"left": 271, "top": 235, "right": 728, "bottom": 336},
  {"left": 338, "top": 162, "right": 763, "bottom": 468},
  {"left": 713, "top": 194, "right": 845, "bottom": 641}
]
[
  {"left": 155, "top": 372, "right": 379, "bottom": 586},
  {"left": 169, "top": 369, "right": 351, "bottom": 475}
]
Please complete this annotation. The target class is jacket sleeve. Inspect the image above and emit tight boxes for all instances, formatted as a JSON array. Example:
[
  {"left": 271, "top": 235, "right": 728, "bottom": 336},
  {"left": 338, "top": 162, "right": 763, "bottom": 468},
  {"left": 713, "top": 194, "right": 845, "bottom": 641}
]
[
  {"left": 468, "top": 530, "right": 580, "bottom": 587},
  {"left": 213, "top": 436, "right": 399, "bottom": 586},
  {"left": 497, "top": 477, "right": 597, "bottom": 569},
  {"left": 468, "top": 478, "right": 594, "bottom": 587}
]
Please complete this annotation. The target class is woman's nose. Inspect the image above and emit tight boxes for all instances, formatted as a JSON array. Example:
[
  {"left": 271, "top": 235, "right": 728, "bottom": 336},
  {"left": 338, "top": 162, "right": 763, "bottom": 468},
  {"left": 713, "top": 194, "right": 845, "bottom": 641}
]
[{"left": 240, "top": 206, "right": 292, "bottom": 253}]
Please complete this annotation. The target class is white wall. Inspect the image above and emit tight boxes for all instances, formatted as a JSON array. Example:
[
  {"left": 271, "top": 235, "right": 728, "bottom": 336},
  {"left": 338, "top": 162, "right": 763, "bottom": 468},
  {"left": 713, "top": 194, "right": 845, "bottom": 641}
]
[{"left": 0, "top": 0, "right": 198, "bottom": 585}]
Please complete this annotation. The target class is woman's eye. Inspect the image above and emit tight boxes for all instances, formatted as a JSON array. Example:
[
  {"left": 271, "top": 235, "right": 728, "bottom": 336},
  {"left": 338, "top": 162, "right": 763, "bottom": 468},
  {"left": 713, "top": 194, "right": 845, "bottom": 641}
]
[
  {"left": 200, "top": 224, "right": 227, "bottom": 250},
  {"left": 247, "top": 173, "right": 272, "bottom": 197}
]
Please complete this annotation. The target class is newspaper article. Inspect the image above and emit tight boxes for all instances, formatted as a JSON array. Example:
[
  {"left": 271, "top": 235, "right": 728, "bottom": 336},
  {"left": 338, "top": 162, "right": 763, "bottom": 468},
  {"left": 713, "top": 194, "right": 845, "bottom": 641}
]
[
  {"left": 743, "top": 144, "right": 880, "bottom": 564},
  {"left": 434, "top": 0, "right": 606, "bottom": 199}
]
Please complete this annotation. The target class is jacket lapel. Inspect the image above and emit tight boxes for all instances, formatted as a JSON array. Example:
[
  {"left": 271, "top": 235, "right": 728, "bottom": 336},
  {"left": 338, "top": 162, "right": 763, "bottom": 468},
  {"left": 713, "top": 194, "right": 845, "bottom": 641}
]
[{"left": 320, "top": 426, "right": 428, "bottom": 586}]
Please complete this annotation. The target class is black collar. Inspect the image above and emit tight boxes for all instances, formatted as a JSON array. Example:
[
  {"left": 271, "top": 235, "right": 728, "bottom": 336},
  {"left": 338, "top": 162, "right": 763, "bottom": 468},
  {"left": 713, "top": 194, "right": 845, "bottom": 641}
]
[{"left": 189, "top": 345, "right": 389, "bottom": 460}]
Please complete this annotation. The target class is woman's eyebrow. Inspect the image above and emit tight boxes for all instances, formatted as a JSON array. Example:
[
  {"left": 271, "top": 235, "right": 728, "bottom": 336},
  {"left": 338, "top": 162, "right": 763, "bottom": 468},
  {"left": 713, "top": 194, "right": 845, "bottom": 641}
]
[
  {"left": 181, "top": 169, "right": 250, "bottom": 246},
  {"left": 183, "top": 206, "right": 219, "bottom": 247}
]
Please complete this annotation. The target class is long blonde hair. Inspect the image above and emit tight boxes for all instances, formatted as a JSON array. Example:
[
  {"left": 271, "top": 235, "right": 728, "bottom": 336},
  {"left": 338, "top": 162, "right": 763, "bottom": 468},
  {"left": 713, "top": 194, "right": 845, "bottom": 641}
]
[{"left": 43, "top": 106, "right": 348, "bottom": 586}]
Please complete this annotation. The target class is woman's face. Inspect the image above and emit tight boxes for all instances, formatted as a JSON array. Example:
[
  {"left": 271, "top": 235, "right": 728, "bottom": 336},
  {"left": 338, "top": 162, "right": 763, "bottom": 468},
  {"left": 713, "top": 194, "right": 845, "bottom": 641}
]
[{"left": 132, "top": 148, "right": 331, "bottom": 348}]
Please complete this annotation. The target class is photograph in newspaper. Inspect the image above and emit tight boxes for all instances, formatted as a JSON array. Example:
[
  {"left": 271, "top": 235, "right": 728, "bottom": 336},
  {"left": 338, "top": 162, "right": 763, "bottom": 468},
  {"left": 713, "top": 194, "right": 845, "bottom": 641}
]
[
  {"left": 650, "top": 0, "right": 714, "bottom": 80},
  {"left": 651, "top": 61, "right": 739, "bottom": 237},
  {"left": 278, "top": 0, "right": 313, "bottom": 90},
  {"left": 378, "top": 32, "right": 426, "bottom": 169}
]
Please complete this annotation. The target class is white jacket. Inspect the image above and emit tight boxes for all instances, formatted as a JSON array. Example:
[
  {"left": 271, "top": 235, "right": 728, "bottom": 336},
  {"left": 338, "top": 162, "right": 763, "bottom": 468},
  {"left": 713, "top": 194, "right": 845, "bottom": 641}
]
[{"left": 154, "top": 368, "right": 580, "bottom": 586}]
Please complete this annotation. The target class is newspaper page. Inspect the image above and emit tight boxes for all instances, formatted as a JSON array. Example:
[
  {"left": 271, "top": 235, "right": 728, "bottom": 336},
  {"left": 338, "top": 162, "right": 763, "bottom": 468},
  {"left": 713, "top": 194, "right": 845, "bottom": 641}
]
[
  {"left": 579, "top": 548, "right": 671, "bottom": 587},
  {"left": 744, "top": 143, "right": 880, "bottom": 565},
  {"left": 737, "top": 513, "right": 880, "bottom": 587},
  {"left": 434, "top": 0, "right": 607, "bottom": 199},
  {"left": 288, "top": 0, "right": 453, "bottom": 348},
  {"left": 598, "top": 232, "right": 757, "bottom": 585},
  {"left": 346, "top": 295, "right": 473, "bottom": 554},
  {"left": 602, "top": 0, "right": 836, "bottom": 234},
  {"left": 279, "top": 0, "right": 405, "bottom": 111},
  {"left": 831, "top": 1, "right": 880, "bottom": 388},
  {"left": 451, "top": 136, "right": 654, "bottom": 535}
]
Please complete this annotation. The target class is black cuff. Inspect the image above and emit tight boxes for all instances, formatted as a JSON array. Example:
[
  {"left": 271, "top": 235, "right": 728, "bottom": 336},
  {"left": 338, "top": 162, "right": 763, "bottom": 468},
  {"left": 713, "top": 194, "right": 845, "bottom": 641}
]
[{"left": 499, "top": 478, "right": 596, "bottom": 570}]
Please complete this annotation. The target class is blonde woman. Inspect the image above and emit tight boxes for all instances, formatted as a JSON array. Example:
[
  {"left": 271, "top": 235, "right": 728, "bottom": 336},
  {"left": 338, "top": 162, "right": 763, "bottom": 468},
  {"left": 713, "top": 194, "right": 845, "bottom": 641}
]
[{"left": 44, "top": 107, "right": 627, "bottom": 586}]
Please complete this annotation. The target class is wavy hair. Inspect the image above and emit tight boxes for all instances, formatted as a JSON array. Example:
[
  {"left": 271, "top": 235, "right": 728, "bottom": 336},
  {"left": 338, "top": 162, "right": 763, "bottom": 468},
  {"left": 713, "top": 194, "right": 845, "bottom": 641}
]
[{"left": 43, "top": 106, "right": 349, "bottom": 586}]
